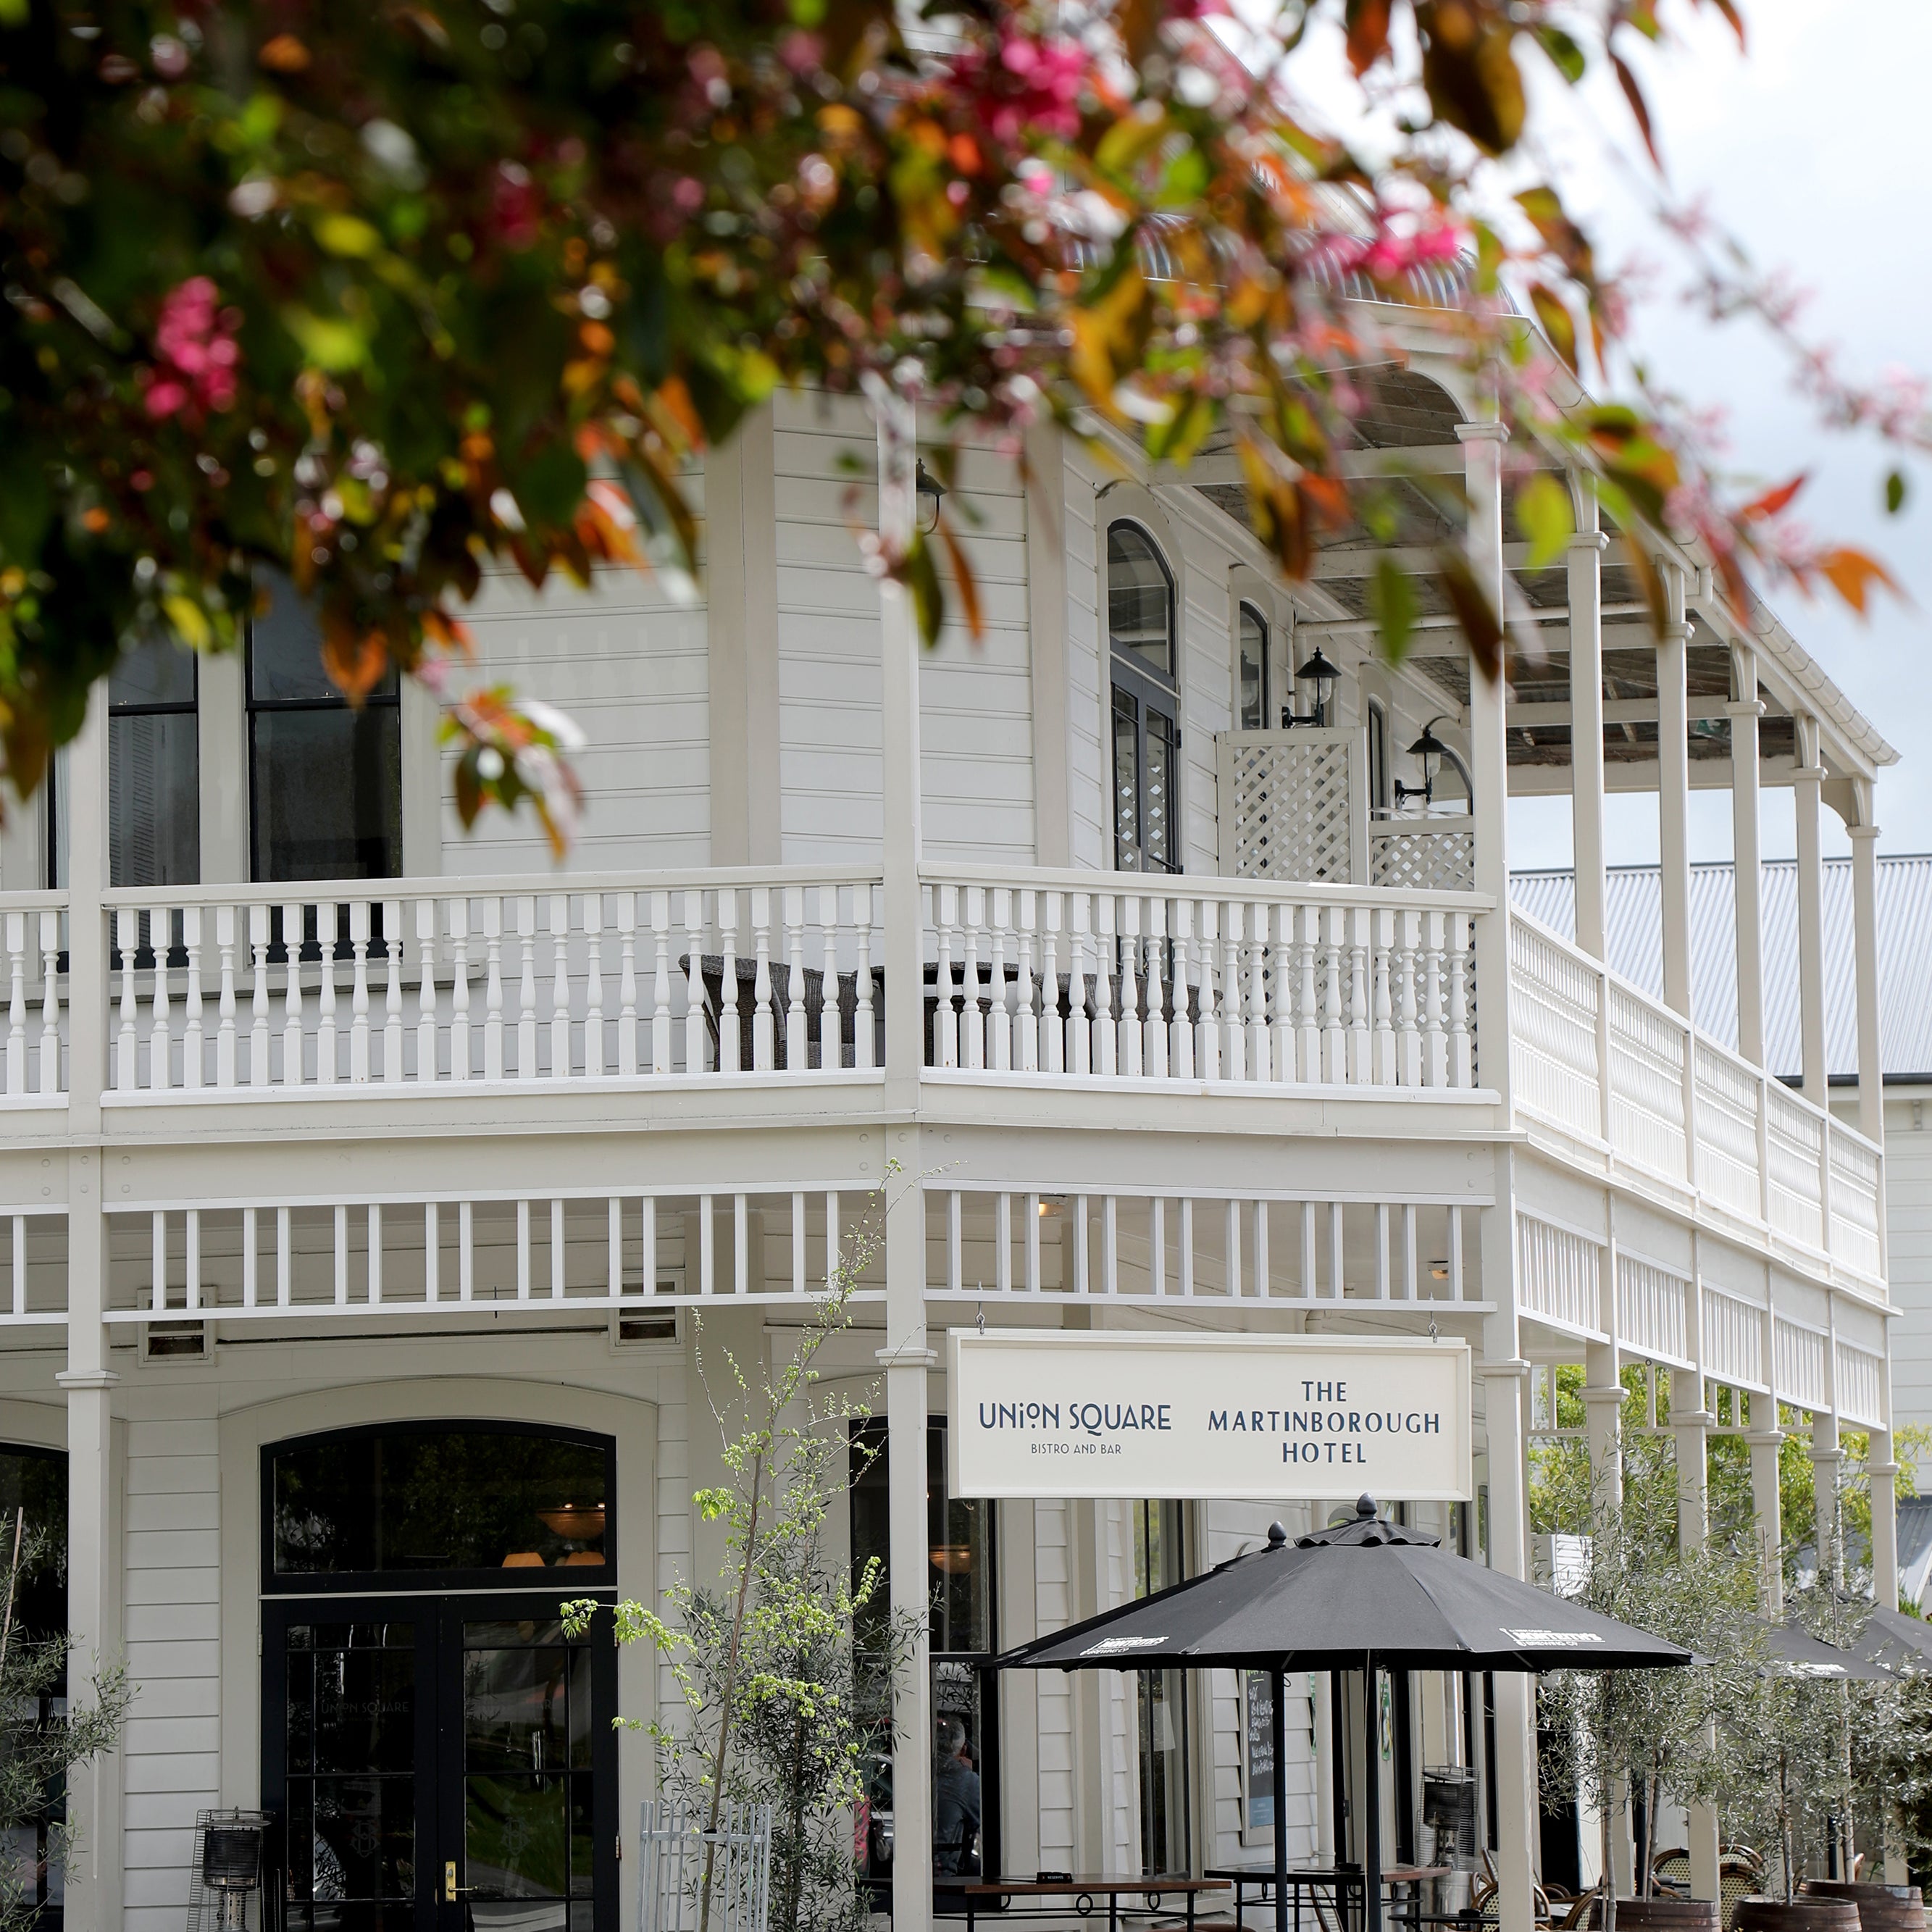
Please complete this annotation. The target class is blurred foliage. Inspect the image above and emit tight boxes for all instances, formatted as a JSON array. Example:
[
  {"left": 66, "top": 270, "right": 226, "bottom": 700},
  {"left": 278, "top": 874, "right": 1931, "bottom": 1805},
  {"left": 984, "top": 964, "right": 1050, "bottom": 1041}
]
[{"left": 0, "top": 0, "right": 1904, "bottom": 842}]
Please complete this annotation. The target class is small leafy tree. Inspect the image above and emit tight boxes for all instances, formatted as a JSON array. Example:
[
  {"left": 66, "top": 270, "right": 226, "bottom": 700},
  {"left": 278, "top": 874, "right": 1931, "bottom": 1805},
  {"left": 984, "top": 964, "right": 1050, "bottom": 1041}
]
[
  {"left": 565, "top": 1168, "right": 913, "bottom": 1932},
  {"left": 0, "top": 1505, "right": 133, "bottom": 1932},
  {"left": 1539, "top": 1439, "right": 1768, "bottom": 1928}
]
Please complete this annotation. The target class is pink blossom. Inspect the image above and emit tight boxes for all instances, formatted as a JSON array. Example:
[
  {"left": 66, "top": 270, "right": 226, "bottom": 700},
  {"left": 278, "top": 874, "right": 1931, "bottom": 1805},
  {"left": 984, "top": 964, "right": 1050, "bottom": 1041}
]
[{"left": 143, "top": 277, "right": 241, "bottom": 419}]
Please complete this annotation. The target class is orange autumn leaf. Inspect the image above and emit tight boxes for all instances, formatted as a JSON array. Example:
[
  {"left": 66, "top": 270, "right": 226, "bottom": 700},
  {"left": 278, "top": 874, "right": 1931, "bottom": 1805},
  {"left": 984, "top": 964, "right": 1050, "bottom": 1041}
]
[
  {"left": 1816, "top": 547, "right": 1901, "bottom": 616},
  {"left": 258, "top": 33, "right": 311, "bottom": 71},
  {"left": 1740, "top": 473, "right": 1807, "bottom": 522}
]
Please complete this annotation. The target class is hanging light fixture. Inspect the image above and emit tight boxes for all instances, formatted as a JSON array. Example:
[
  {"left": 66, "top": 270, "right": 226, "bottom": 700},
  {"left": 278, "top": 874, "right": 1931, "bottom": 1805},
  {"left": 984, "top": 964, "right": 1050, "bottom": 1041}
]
[
  {"left": 1280, "top": 645, "right": 1340, "bottom": 728},
  {"left": 915, "top": 459, "right": 946, "bottom": 535},
  {"left": 1394, "top": 718, "right": 1453, "bottom": 809}
]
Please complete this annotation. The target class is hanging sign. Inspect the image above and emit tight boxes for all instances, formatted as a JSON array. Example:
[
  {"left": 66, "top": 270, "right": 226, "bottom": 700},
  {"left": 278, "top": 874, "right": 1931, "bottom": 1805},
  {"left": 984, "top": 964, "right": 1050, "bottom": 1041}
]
[{"left": 947, "top": 1329, "right": 1471, "bottom": 1502}]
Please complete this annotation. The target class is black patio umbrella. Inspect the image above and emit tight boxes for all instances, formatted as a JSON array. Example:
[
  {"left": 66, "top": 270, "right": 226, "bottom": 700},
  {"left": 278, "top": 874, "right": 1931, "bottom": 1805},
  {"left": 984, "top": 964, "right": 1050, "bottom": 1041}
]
[
  {"left": 997, "top": 1497, "right": 1694, "bottom": 1932},
  {"left": 1762, "top": 1619, "right": 1892, "bottom": 1681},
  {"left": 1851, "top": 1604, "right": 1932, "bottom": 1676}
]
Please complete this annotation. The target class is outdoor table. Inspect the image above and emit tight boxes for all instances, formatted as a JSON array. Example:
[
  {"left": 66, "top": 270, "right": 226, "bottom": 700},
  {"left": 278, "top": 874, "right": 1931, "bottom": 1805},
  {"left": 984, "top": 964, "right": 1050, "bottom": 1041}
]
[
  {"left": 933, "top": 1873, "right": 1231, "bottom": 1932},
  {"left": 1207, "top": 1865, "right": 1451, "bottom": 1932}
]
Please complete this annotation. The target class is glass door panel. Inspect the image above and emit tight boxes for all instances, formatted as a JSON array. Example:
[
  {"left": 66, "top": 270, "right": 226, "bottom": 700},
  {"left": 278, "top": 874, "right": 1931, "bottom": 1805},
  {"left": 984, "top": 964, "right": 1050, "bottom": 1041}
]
[
  {"left": 458, "top": 1620, "right": 595, "bottom": 1932},
  {"left": 277, "top": 1615, "right": 425, "bottom": 1932}
]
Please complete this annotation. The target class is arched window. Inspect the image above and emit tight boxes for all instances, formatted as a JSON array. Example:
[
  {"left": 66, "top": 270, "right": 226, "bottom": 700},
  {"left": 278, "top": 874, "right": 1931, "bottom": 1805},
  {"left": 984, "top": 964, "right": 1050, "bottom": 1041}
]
[
  {"left": 1107, "top": 522, "right": 1180, "bottom": 873},
  {"left": 1367, "top": 696, "right": 1390, "bottom": 814},
  {"left": 1237, "top": 603, "right": 1269, "bottom": 730},
  {"left": 264, "top": 1419, "right": 614, "bottom": 1590},
  {"left": 1108, "top": 523, "right": 1175, "bottom": 678}
]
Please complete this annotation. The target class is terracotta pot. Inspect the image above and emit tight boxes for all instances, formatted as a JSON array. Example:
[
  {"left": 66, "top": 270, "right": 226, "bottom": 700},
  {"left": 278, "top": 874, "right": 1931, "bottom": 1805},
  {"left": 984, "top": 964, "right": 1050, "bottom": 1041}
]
[
  {"left": 1802, "top": 1883, "right": 1924, "bottom": 1932},
  {"left": 1613, "top": 1900, "right": 1722, "bottom": 1932},
  {"left": 1734, "top": 1897, "right": 1862, "bottom": 1932}
]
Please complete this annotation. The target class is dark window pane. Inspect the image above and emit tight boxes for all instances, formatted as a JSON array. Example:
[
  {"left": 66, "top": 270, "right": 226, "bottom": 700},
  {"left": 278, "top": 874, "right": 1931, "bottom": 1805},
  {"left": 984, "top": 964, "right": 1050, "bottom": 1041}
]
[
  {"left": 271, "top": 1428, "right": 609, "bottom": 1581},
  {"left": 313, "top": 1647, "right": 417, "bottom": 1773},
  {"left": 1107, "top": 524, "right": 1174, "bottom": 680},
  {"left": 252, "top": 708, "right": 401, "bottom": 882},
  {"left": 112, "top": 632, "right": 198, "bottom": 709},
  {"left": 464, "top": 1648, "right": 570, "bottom": 1774},
  {"left": 1113, "top": 685, "right": 1142, "bottom": 871},
  {"left": 1144, "top": 708, "right": 1175, "bottom": 871},
  {"left": 251, "top": 572, "right": 397, "bottom": 703},
  {"left": 467, "top": 1774, "right": 569, "bottom": 1899},
  {"left": 111, "top": 711, "right": 199, "bottom": 887},
  {"left": 1238, "top": 605, "right": 1268, "bottom": 729}
]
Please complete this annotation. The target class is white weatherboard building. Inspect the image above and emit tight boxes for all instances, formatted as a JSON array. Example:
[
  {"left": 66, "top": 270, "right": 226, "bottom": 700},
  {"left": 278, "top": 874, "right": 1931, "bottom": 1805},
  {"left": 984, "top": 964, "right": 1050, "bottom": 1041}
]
[
  {"left": 0, "top": 317, "right": 1901, "bottom": 1932},
  {"left": 1514, "top": 856, "right": 1932, "bottom": 1503}
]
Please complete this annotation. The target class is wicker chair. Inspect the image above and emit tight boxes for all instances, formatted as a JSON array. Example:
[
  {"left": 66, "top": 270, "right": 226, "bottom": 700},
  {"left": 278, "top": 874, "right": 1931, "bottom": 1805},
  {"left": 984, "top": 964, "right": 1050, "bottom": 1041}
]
[{"left": 1650, "top": 1849, "right": 1694, "bottom": 1899}]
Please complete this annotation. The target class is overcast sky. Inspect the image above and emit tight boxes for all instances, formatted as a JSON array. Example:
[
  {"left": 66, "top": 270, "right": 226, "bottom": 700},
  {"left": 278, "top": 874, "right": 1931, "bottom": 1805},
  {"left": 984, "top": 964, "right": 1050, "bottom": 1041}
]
[{"left": 1500, "top": 0, "right": 1932, "bottom": 871}]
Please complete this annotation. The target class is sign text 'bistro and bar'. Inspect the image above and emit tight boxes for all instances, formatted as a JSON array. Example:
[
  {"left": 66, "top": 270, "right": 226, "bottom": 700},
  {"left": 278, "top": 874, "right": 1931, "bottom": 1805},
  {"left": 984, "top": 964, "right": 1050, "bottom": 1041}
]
[{"left": 948, "top": 1331, "right": 1473, "bottom": 1502}]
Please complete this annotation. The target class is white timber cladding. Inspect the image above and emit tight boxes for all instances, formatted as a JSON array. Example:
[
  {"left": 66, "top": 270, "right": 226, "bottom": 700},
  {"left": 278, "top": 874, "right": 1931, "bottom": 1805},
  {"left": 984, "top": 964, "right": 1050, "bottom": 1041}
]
[
  {"left": 1064, "top": 444, "right": 1107, "bottom": 869},
  {"left": 1774, "top": 1316, "right": 1831, "bottom": 1410},
  {"left": 122, "top": 1403, "right": 219, "bottom": 1932},
  {"left": 1032, "top": 1497, "right": 1079, "bottom": 1868},
  {"left": 771, "top": 389, "right": 1037, "bottom": 866},
  {"left": 443, "top": 521, "right": 713, "bottom": 875},
  {"left": 1702, "top": 1281, "right": 1768, "bottom": 1390}
]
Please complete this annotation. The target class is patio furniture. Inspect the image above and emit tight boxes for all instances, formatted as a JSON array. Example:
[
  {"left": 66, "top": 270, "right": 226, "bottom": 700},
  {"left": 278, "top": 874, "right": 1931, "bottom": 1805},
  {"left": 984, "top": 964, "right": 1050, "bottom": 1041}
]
[{"left": 932, "top": 1873, "right": 1230, "bottom": 1932}]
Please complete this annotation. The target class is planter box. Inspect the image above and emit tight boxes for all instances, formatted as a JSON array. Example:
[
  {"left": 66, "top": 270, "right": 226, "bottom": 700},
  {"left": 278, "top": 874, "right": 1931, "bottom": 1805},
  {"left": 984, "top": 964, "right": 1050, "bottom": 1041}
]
[
  {"left": 1615, "top": 1901, "right": 1721, "bottom": 1932},
  {"left": 1736, "top": 1897, "right": 1862, "bottom": 1932},
  {"left": 1802, "top": 1883, "right": 1925, "bottom": 1932}
]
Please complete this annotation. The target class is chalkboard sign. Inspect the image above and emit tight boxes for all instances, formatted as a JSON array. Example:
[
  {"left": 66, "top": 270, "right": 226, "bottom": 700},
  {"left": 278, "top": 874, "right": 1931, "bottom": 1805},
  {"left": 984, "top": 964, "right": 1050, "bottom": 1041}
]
[{"left": 1242, "top": 1670, "right": 1276, "bottom": 1835}]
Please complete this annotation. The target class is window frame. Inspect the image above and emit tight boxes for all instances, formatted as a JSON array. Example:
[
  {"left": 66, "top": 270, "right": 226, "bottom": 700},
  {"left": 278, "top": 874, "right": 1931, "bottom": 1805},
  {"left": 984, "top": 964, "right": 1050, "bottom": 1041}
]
[
  {"left": 259, "top": 1417, "right": 618, "bottom": 1597},
  {"left": 246, "top": 595, "right": 403, "bottom": 885},
  {"left": 1106, "top": 517, "right": 1182, "bottom": 876},
  {"left": 1237, "top": 601, "right": 1270, "bottom": 731}
]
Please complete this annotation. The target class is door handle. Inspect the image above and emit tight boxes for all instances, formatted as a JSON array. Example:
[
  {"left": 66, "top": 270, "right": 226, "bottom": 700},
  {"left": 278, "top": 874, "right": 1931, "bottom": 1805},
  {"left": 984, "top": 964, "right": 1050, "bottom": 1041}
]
[{"left": 445, "top": 1862, "right": 477, "bottom": 1903}]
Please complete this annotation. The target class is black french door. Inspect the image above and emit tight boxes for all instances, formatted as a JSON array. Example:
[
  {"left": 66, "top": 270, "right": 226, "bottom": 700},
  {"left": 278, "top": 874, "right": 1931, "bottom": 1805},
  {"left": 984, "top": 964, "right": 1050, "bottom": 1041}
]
[{"left": 262, "top": 1593, "right": 619, "bottom": 1932}]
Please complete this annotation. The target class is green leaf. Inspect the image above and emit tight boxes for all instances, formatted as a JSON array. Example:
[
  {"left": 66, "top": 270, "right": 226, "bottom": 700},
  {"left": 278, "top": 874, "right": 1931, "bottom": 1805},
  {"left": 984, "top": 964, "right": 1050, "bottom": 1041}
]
[
  {"left": 1886, "top": 470, "right": 1909, "bottom": 516},
  {"left": 1368, "top": 556, "right": 1418, "bottom": 665},
  {"left": 282, "top": 307, "right": 369, "bottom": 371},
  {"left": 161, "top": 595, "right": 212, "bottom": 651},
  {"left": 1533, "top": 24, "right": 1586, "bottom": 84},
  {"left": 693, "top": 1487, "right": 734, "bottom": 1521},
  {"left": 315, "top": 213, "right": 383, "bottom": 258},
  {"left": 1515, "top": 472, "right": 1573, "bottom": 568}
]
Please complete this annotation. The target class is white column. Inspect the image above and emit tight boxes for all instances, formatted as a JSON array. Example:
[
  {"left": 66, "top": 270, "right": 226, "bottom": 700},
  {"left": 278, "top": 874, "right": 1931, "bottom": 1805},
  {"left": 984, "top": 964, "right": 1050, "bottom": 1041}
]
[
  {"left": 1567, "top": 486, "right": 1608, "bottom": 958},
  {"left": 1657, "top": 562, "right": 1693, "bottom": 1019},
  {"left": 1794, "top": 714, "right": 1828, "bottom": 1105},
  {"left": 1462, "top": 414, "right": 1536, "bottom": 1932},
  {"left": 1812, "top": 1408, "right": 1844, "bottom": 1584},
  {"left": 1849, "top": 780, "right": 1883, "bottom": 1146},
  {"left": 1870, "top": 1434, "right": 1899, "bottom": 1610},
  {"left": 1673, "top": 1338, "right": 1719, "bottom": 1906},
  {"left": 1747, "top": 1410, "right": 1786, "bottom": 1618},
  {"left": 1728, "top": 647, "right": 1765, "bottom": 1066},
  {"left": 59, "top": 682, "right": 121, "bottom": 1932},
  {"left": 877, "top": 393, "right": 934, "bottom": 1932},
  {"left": 1458, "top": 419, "right": 1512, "bottom": 1107}
]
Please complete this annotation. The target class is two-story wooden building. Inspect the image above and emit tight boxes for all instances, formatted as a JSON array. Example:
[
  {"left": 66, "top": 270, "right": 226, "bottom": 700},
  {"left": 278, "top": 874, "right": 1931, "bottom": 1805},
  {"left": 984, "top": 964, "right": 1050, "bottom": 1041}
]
[{"left": 0, "top": 304, "right": 1899, "bottom": 1932}]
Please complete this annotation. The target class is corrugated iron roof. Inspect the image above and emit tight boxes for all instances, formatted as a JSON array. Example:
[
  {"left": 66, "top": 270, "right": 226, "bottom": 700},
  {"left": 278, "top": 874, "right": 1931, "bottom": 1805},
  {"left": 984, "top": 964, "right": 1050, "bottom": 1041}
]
[{"left": 1510, "top": 854, "right": 1932, "bottom": 1081}]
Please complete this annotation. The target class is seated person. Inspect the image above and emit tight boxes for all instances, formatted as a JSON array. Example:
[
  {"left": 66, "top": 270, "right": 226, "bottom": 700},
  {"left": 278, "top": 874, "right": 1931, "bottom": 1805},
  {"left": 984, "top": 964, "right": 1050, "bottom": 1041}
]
[{"left": 932, "top": 1716, "right": 982, "bottom": 1877}]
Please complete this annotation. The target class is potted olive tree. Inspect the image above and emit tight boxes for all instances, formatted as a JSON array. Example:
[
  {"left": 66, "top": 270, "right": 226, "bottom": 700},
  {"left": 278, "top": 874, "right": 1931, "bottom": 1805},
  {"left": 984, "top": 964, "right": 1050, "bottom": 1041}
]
[{"left": 1539, "top": 1437, "right": 1769, "bottom": 1932}]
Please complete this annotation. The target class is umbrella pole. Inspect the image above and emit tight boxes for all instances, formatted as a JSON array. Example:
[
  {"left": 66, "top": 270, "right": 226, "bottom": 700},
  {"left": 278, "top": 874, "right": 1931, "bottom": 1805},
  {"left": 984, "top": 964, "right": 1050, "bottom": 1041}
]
[
  {"left": 1271, "top": 1665, "right": 1288, "bottom": 1932},
  {"left": 1362, "top": 1654, "right": 1382, "bottom": 1932}
]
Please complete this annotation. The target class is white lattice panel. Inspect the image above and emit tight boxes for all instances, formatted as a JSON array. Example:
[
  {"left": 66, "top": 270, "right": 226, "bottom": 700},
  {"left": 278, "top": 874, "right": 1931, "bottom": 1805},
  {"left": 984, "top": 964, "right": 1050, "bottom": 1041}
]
[
  {"left": 1834, "top": 1341, "right": 1885, "bottom": 1427},
  {"left": 1616, "top": 1252, "right": 1689, "bottom": 1365},
  {"left": 1370, "top": 824, "right": 1476, "bottom": 892},
  {"left": 1773, "top": 1316, "right": 1828, "bottom": 1410},
  {"left": 1517, "top": 1213, "right": 1601, "bottom": 1335},
  {"left": 1702, "top": 1285, "right": 1765, "bottom": 1389},
  {"left": 1216, "top": 729, "right": 1365, "bottom": 884}
]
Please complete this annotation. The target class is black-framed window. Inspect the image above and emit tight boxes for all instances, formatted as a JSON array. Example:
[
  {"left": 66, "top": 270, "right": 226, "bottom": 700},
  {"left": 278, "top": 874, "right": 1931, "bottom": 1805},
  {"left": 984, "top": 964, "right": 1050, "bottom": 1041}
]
[
  {"left": 263, "top": 1420, "right": 614, "bottom": 1595},
  {"left": 1368, "top": 696, "right": 1390, "bottom": 814},
  {"left": 1132, "top": 1498, "right": 1191, "bottom": 1874},
  {"left": 46, "top": 635, "right": 201, "bottom": 892},
  {"left": 850, "top": 1418, "right": 998, "bottom": 1889},
  {"left": 1237, "top": 603, "right": 1268, "bottom": 731},
  {"left": 1108, "top": 522, "right": 1180, "bottom": 874},
  {"left": 249, "top": 570, "right": 401, "bottom": 882}
]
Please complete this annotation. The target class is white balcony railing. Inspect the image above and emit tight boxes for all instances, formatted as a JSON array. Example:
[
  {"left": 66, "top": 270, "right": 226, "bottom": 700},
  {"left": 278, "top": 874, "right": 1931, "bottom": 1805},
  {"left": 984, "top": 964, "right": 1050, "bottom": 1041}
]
[
  {"left": 96, "top": 874, "right": 883, "bottom": 1094},
  {"left": 1510, "top": 909, "right": 1883, "bottom": 1285},
  {"left": 921, "top": 867, "right": 1485, "bottom": 1092}
]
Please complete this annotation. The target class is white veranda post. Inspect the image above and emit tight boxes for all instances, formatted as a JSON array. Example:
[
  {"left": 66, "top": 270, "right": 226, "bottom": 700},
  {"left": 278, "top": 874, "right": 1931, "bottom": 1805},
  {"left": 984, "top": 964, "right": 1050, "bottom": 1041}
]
[
  {"left": 59, "top": 683, "right": 122, "bottom": 1932},
  {"left": 876, "top": 389, "right": 935, "bottom": 1932},
  {"left": 1460, "top": 411, "right": 1539, "bottom": 1932}
]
